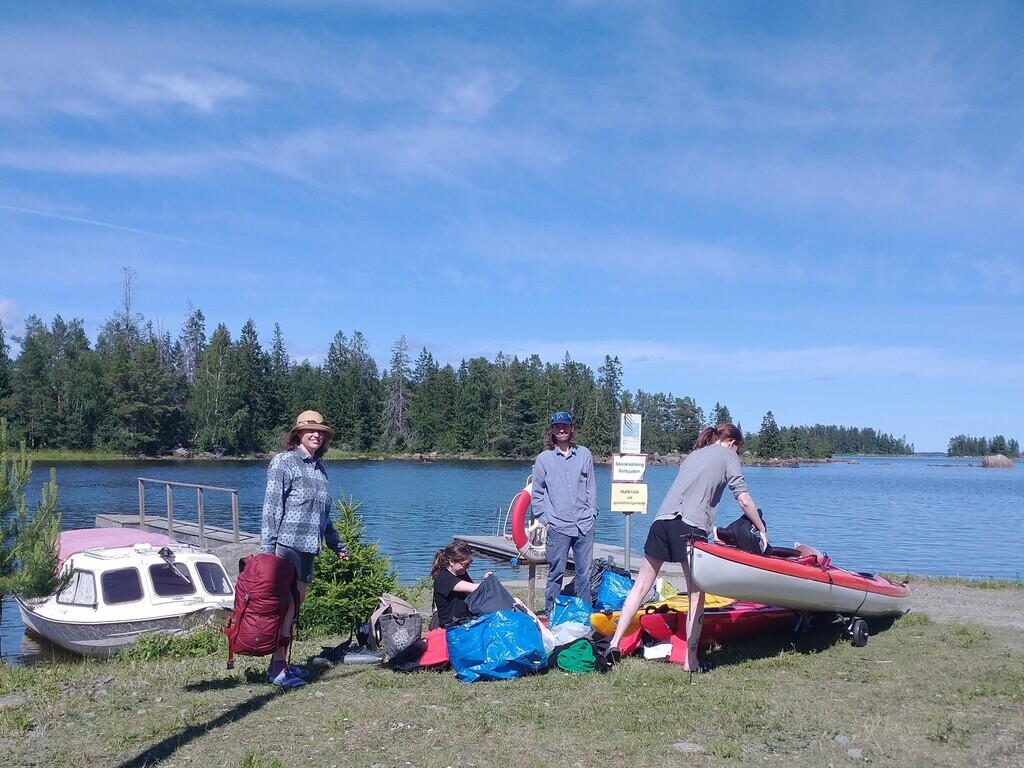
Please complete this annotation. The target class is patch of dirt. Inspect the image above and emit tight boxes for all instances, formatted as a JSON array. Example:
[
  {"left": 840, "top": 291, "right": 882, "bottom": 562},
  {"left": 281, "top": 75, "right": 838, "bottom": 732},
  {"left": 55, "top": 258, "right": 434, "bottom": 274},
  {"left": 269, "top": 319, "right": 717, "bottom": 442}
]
[{"left": 909, "top": 583, "right": 1024, "bottom": 652}]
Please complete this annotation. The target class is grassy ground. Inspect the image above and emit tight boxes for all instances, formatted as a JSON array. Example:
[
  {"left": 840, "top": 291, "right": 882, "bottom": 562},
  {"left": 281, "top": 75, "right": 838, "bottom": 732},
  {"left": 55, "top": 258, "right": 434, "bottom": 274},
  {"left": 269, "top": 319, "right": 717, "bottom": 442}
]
[{"left": 2, "top": 597, "right": 1023, "bottom": 768}]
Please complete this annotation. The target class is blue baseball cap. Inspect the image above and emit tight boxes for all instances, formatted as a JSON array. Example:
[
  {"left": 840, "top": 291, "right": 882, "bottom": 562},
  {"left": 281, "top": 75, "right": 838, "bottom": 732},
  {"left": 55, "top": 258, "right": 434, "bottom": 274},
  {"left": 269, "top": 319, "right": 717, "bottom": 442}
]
[{"left": 550, "top": 411, "right": 574, "bottom": 426}]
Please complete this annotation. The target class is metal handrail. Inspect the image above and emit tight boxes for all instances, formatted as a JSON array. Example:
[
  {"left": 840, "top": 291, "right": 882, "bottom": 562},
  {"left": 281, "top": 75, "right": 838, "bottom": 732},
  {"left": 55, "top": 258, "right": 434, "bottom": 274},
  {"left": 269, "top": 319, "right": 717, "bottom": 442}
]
[{"left": 137, "top": 477, "right": 241, "bottom": 546}]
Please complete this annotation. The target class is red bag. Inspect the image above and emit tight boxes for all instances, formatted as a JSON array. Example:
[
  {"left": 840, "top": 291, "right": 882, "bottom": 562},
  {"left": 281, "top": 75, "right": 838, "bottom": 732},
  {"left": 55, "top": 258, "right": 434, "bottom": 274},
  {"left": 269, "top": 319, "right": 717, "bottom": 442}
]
[{"left": 224, "top": 554, "right": 297, "bottom": 669}]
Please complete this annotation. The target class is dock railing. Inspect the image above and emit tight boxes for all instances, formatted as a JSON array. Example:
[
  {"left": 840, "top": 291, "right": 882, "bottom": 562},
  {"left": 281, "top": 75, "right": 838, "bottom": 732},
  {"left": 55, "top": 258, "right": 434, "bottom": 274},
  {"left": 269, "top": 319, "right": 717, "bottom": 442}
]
[{"left": 137, "top": 477, "right": 241, "bottom": 547}]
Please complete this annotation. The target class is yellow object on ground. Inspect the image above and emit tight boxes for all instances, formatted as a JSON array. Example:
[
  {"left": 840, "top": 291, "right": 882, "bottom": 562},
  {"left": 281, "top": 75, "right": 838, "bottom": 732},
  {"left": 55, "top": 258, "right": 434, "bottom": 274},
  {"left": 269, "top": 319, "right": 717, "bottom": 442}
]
[{"left": 589, "top": 593, "right": 736, "bottom": 637}]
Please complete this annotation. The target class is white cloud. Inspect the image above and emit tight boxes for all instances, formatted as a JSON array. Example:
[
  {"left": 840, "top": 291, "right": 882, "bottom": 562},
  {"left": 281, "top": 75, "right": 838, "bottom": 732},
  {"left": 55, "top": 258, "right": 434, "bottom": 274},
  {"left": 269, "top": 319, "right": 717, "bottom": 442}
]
[
  {"left": 454, "top": 340, "right": 1024, "bottom": 383},
  {"left": 0, "top": 297, "right": 21, "bottom": 331},
  {"left": 95, "top": 70, "right": 253, "bottom": 113},
  {"left": 437, "top": 71, "right": 519, "bottom": 122}
]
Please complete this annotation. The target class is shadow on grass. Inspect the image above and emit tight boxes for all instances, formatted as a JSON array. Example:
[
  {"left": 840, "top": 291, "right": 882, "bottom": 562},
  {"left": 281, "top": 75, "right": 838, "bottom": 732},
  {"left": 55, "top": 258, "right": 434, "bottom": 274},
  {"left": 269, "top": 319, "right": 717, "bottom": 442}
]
[
  {"left": 703, "top": 613, "right": 899, "bottom": 669},
  {"left": 117, "top": 662, "right": 374, "bottom": 768}
]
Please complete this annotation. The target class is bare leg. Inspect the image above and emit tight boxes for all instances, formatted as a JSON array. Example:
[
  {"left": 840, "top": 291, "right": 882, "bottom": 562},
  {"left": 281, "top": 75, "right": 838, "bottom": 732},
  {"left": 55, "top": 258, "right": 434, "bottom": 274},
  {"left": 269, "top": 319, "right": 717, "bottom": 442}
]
[
  {"left": 609, "top": 555, "right": 662, "bottom": 650},
  {"left": 681, "top": 558, "right": 705, "bottom": 671},
  {"left": 271, "top": 580, "right": 309, "bottom": 662}
]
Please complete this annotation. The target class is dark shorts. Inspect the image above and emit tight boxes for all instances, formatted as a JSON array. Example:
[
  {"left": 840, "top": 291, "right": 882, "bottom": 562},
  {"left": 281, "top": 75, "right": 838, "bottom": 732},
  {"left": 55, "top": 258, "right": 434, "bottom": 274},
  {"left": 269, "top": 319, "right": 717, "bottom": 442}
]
[
  {"left": 643, "top": 518, "right": 708, "bottom": 564},
  {"left": 275, "top": 543, "right": 315, "bottom": 584}
]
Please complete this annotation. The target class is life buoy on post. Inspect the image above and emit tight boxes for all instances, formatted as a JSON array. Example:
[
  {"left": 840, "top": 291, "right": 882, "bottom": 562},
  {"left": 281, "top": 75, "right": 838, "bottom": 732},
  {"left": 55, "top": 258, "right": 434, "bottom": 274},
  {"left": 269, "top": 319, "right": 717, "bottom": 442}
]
[{"left": 508, "top": 481, "right": 547, "bottom": 562}]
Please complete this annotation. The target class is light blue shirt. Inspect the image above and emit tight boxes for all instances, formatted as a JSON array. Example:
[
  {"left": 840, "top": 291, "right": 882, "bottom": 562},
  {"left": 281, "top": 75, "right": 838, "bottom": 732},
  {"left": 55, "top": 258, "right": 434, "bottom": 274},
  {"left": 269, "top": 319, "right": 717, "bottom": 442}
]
[{"left": 531, "top": 444, "right": 598, "bottom": 536}]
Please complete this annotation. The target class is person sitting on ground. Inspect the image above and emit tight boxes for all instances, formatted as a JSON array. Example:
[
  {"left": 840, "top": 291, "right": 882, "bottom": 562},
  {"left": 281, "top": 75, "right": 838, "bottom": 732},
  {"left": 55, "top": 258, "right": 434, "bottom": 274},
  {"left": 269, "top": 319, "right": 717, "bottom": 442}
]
[
  {"left": 607, "top": 423, "right": 767, "bottom": 672},
  {"left": 430, "top": 542, "right": 494, "bottom": 628}
]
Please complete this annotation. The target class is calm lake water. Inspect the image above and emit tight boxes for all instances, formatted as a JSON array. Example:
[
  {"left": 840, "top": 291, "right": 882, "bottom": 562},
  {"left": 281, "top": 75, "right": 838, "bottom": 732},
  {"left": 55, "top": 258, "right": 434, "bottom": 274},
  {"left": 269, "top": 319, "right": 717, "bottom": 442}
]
[{"left": 3, "top": 455, "right": 1022, "bottom": 662}]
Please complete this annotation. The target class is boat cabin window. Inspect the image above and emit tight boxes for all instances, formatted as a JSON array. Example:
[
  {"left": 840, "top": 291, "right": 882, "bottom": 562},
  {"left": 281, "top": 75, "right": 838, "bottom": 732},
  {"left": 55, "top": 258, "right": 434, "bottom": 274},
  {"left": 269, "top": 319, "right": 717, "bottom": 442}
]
[
  {"left": 195, "top": 562, "right": 232, "bottom": 595},
  {"left": 101, "top": 568, "right": 144, "bottom": 605},
  {"left": 149, "top": 562, "right": 196, "bottom": 597},
  {"left": 56, "top": 570, "right": 97, "bottom": 607}
]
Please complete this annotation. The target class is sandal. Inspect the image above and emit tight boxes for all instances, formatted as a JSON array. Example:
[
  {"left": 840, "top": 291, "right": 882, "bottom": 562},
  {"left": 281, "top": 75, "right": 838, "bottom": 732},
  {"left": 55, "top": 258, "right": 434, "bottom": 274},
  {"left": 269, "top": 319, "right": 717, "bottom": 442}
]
[{"left": 605, "top": 647, "right": 622, "bottom": 666}]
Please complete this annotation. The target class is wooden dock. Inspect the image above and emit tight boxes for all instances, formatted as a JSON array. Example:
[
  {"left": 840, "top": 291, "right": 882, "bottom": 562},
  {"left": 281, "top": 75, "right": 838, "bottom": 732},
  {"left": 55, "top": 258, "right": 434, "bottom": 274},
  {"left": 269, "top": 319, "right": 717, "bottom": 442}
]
[
  {"left": 454, "top": 534, "right": 687, "bottom": 582},
  {"left": 95, "top": 514, "right": 260, "bottom": 549}
]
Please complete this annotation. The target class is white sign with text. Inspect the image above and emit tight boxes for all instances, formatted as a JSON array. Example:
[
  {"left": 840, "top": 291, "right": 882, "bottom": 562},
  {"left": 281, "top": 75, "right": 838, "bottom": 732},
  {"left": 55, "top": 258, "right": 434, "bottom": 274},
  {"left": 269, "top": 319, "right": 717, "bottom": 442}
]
[
  {"left": 619, "top": 413, "right": 642, "bottom": 454},
  {"left": 612, "top": 454, "right": 648, "bottom": 483}
]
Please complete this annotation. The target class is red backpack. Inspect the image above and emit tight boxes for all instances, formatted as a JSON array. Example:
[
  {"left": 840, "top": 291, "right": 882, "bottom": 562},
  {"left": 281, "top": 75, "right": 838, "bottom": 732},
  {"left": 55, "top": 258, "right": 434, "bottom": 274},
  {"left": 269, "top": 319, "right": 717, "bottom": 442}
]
[{"left": 224, "top": 554, "right": 298, "bottom": 669}]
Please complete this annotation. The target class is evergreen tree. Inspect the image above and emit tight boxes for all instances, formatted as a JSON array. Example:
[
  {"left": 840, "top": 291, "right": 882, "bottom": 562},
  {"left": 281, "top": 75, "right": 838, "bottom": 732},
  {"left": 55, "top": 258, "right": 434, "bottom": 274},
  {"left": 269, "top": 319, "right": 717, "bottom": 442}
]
[
  {"left": 672, "top": 396, "right": 704, "bottom": 452},
  {"left": 453, "top": 357, "right": 492, "bottom": 452},
  {"left": 757, "top": 410, "right": 782, "bottom": 458},
  {"left": 1008, "top": 438, "right": 1020, "bottom": 458},
  {"left": 229, "top": 319, "right": 272, "bottom": 453},
  {"left": 989, "top": 435, "right": 1009, "bottom": 456},
  {"left": 9, "top": 316, "right": 59, "bottom": 448},
  {"left": 593, "top": 355, "right": 623, "bottom": 454},
  {"left": 266, "top": 323, "right": 291, "bottom": 437},
  {"left": 287, "top": 360, "right": 326, "bottom": 424},
  {"left": 381, "top": 336, "right": 412, "bottom": 450},
  {"left": 187, "top": 324, "right": 239, "bottom": 453},
  {"left": 712, "top": 402, "right": 732, "bottom": 426},
  {"left": 177, "top": 306, "right": 206, "bottom": 386},
  {"left": 0, "top": 321, "right": 11, "bottom": 422},
  {"left": 346, "top": 331, "right": 382, "bottom": 451},
  {"left": 409, "top": 347, "right": 440, "bottom": 451}
]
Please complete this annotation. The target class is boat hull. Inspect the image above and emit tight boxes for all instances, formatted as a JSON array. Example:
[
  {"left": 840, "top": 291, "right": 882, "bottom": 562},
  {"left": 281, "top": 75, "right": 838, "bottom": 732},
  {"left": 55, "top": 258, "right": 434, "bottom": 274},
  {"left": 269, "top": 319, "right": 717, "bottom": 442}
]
[
  {"left": 690, "top": 542, "right": 910, "bottom": 617},
  {"left": 17, "top": 599, "right": 224, "bottom": 657}
]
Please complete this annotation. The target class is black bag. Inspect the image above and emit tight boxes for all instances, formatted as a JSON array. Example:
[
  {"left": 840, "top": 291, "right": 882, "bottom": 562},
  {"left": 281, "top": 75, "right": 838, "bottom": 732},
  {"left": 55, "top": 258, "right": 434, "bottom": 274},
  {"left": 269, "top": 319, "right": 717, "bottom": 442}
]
[
  {"left": 385, "top": 638, "right": 428, "bottom": 673},
  {"left": 562, "top": 557, "right": 626, "bottom": 601},
  {"left": 465, "top": 574, "right": 517, "bottom": 616},
  {"left": 716, "top": 509, "right": 768, "bottom": 555}
]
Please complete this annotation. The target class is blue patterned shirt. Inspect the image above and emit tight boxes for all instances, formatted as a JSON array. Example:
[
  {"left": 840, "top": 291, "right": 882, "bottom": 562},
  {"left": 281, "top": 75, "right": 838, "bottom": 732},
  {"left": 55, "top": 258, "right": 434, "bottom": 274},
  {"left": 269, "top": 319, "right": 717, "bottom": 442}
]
[{"left": 260, "top": 449, "right": 341, "bottom": 555}]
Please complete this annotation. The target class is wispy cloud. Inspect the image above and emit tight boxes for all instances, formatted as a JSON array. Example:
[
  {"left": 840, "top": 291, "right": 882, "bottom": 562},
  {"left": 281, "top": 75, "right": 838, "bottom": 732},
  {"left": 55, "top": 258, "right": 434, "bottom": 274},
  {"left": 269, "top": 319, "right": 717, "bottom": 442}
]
[
  {"left": 448, "top": 340, "right": 1024, "bottom": 383},
  {"left": 436, "top": 70, "right": 519, "bottom": 122},
  {"left": 0, "top": 297, "right": 20, "bottom": 331},
  {"left": 95, "top": 70, "right": 253, "bottom": 113}
]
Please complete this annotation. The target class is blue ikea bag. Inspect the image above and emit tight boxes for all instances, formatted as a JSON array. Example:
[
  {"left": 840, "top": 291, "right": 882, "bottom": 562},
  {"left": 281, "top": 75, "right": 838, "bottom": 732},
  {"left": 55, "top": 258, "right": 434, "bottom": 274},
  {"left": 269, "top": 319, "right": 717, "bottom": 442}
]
[
  {"left": 445, "top": 610, "right": 547, "bottom": 683},
  {"left": 594, "top": 570, "right": 633, "bottom": 611},
  {"left": 550, "top": 595, "right": 592, "bottom": 627}
]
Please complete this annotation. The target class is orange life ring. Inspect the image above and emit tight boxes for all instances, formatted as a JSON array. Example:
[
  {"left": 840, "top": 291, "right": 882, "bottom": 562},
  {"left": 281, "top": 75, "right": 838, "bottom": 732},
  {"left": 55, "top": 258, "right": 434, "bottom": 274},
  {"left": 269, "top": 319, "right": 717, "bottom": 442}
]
[{"left": 508, "top": 482, "right": 547, "bottom": 562}]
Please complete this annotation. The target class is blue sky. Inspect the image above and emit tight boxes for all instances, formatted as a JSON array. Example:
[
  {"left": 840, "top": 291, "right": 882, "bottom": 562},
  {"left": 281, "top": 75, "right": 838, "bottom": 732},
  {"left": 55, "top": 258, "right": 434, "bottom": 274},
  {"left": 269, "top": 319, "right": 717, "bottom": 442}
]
[{"left": 2, "top": 1, "right": 1022, "bottom": 451}]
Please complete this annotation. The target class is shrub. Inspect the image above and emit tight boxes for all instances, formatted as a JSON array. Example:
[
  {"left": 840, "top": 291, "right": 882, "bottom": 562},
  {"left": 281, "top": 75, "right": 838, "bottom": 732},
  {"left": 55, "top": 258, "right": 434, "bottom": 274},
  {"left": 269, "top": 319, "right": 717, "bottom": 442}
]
[{"left": 299, "top": 495, "right": 398, "bottom": 638}]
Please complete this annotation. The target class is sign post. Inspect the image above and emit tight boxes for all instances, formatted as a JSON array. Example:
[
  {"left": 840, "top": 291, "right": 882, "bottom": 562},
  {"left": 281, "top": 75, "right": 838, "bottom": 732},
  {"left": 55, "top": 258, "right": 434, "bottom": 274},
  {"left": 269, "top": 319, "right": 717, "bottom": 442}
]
[{"left": 611, "top": 414, "right": 645, "bottom": 572}]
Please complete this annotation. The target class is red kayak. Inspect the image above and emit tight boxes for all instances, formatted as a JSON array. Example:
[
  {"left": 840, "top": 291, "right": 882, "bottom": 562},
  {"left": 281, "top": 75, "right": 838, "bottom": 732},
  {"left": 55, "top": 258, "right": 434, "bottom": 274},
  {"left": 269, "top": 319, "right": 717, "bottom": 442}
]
[{"left": 690, "top": 540, "right": 911, "bottom": 617}]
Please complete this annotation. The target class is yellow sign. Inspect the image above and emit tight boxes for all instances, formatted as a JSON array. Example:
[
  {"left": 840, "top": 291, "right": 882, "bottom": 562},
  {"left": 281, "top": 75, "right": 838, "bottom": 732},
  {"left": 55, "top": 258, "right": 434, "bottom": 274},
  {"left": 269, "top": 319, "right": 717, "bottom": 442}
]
[{"left": 611, "top": 482, "right": 648, "bottom": 514}]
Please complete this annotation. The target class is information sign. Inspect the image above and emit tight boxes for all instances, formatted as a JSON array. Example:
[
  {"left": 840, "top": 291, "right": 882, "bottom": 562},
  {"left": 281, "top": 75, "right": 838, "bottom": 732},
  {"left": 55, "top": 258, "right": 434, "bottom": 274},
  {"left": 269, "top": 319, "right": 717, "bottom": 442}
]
[
  {"left": 610, "top": 482, "right": 648, "bottom": 514},
  {"left": 619, "top": 413, "right": 642, "bottom": 454}
]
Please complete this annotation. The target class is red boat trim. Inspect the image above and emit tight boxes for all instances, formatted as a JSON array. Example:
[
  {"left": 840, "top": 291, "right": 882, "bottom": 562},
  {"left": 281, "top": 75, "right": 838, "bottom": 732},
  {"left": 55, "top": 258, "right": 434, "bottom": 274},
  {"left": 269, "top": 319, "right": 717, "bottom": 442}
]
[{"left": 692, "top": 541, "right": 910, "bottom": 598}]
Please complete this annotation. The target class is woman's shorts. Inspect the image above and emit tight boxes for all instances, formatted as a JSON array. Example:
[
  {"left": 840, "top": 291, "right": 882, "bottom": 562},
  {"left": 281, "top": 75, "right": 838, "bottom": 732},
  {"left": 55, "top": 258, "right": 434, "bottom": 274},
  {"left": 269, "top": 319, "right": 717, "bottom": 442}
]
[
  {"left": 643, "top": 517, "right": 708, "bottom": 564},
  {"left": 274, "top": 543, "right": 316, "bottom": 584}
]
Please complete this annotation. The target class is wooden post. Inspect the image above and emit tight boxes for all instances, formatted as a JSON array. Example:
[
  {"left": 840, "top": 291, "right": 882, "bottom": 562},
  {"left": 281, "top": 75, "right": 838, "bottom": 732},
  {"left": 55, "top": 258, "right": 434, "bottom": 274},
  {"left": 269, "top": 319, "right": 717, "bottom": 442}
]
[
  {"left": 197, "top": 487, "right": 205, "bottom": 548},
  {"left": 528, "top": 562, "right": 537, "bottom": 612},
  {"left": 231, "top": 491, "right": 240, "bottom": 544},
  {"left": 166, "top": 484, "right": 174, "bottom": 537},
  {"left": 138, "top": 478, "right": 145, "bottom": 525}
]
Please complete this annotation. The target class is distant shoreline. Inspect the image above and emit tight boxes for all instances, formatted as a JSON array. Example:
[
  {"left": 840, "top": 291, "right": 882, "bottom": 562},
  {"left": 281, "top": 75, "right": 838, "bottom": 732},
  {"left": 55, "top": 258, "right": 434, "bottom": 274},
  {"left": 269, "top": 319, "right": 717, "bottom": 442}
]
[{"left": 22, "top": 448, "right": 939, "bottom": 466}]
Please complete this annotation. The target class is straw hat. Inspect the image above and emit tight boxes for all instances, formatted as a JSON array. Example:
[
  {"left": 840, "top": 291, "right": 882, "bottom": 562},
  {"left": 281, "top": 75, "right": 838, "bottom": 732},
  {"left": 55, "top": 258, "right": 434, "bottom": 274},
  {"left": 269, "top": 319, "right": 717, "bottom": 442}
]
[{"left": 289, "top": 410, "right": 335, "bottom": 438}]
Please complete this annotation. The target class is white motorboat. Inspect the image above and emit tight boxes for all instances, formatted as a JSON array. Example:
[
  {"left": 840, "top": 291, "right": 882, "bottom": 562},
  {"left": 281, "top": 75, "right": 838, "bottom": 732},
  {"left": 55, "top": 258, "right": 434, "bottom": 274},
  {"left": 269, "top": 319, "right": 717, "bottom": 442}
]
[{"left": 16, "top": 528, "right": 235, "bottom": 657}]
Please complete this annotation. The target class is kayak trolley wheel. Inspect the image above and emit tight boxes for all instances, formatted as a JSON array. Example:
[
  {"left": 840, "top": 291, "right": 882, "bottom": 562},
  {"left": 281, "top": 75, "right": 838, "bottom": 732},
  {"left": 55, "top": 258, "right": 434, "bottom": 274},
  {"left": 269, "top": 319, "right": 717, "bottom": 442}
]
[{"left": 848, "top": 617, "right": 869, "bottom": 647}]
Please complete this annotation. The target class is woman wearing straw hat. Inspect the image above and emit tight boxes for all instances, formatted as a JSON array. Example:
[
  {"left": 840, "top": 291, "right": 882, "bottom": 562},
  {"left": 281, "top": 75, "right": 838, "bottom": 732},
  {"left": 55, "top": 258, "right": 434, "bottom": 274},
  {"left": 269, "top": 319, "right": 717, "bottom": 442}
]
[{"left": 260, "top": 410, "right": 349, "bottom": 687}]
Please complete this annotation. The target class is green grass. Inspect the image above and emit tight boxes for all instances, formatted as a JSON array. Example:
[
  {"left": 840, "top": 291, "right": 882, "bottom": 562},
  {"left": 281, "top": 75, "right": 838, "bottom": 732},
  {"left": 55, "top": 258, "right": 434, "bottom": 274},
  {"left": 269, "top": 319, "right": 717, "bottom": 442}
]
[
  {"left": 1, "top": 611, "right": 1022, "bottom": 768},
  {"left": 887, "top": 573, "right": 1024, "bottom": 589},
  {"left": 27, "top": 449, "right": 131, "bottom": 461}
]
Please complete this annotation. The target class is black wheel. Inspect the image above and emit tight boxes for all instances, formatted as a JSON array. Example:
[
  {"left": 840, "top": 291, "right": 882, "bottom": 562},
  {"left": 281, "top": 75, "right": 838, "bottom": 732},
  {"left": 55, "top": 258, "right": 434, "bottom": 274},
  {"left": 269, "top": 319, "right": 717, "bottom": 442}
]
[{"left": 850, "top": 618, "right": 868, "bottom": 647}]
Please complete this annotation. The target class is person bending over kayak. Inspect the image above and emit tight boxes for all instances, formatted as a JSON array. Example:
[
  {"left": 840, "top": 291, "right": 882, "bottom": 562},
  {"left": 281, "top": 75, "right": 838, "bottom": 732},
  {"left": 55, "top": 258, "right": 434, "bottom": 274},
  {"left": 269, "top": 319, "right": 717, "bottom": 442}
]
[{"left": 607, "top": 423, "right": 767, "bottom": 672}]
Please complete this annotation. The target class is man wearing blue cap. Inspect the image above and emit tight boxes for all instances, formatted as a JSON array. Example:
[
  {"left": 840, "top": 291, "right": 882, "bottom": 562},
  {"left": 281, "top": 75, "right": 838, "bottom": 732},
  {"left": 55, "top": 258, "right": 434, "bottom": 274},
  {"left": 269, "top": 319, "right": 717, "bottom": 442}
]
[{"left": 532, "top": 411, "right": 598, "bottom": 613}]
